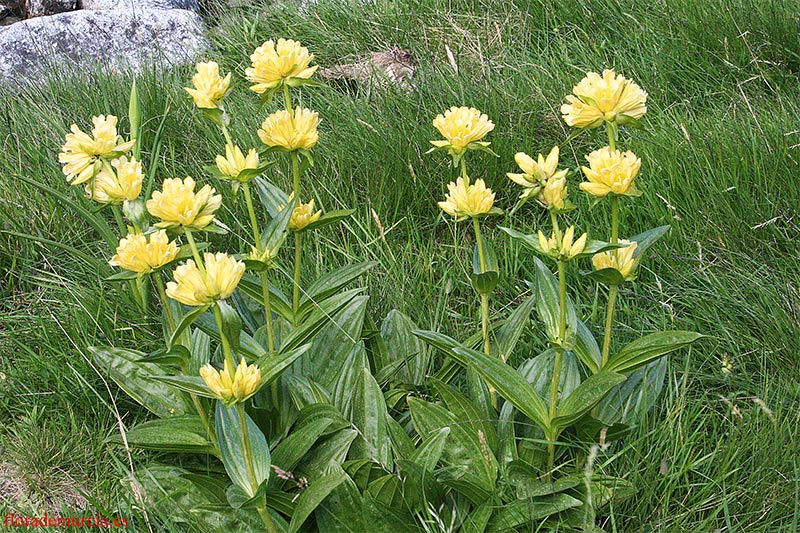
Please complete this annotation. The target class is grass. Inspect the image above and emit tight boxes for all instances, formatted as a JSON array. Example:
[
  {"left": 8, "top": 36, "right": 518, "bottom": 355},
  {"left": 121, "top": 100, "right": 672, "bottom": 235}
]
[{"left": 1, "top": 0, "right": 799, "bottom": 530}]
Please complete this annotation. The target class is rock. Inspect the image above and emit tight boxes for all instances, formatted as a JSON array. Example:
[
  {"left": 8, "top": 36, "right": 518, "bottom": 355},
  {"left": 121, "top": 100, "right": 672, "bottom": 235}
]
[
  {"left": 320, "top": 47, "right": 415, "bottom": 90},
  {"left": 0, "top": 8, "right": 208, "bottom": 87},
  {"left": 22, "top": 0, "right": 76, "bottom": 18},
  {"left": 79, "top": 0, "right": 199, "bottom": 10}
]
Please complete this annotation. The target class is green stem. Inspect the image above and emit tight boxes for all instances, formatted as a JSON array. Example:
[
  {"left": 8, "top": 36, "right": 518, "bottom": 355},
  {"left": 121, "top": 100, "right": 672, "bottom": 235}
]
[
  {"left": 472, "top": 217, "right": 495, "bottom": 407},
  {"left": 546, "top": 260, "right": 568, "bottom": 481},
  {"left": 236, "top": 403, "right": 278, "bottom": 533},
  {"left": 293, "top": 231, "right": 303, "bottom": 317},
  {"left": 600, "top": 285, "right": 619, "bottom": 368},
  {"left": 220, "top": 123, "right": 234, "bottom": 152},
  {"left": 610, "top": 196, "right": 619, "bottom": 244},
  {"left": 607, "top": 122, "right": 617, "bottom": 152},
  {"left": 260, "top": 272, "right": 276, "bottom": 354},
  {"left": 242, "top": 182, "right": 261, "bottom": 247},
  {"left": 557, "top": 261, "right": 567, "bottom": 343},
  {"left": 212, "top": 303, "right": 235, "bottom": 370},
  {"left": 112, "top": 205, "right": 127, "bottom": 235},
  {"left": 550, "top": 211, "right": 561, "bottom": 242},
  {"left": 283, "top": 84, "right": 293, "bottom": 115},
  {"left": 473, "top": 218, "right": 487, "bottom": 272},
  {"left": 291, "top": 150, "right": 301, "bottom": 199},
  {"left": 459, "top": 157, "right": 469, "bottom": 182},
  {"left": 191, "top": 394, "right": 217, "bottom": 448},
  {"left": 183, "top": 229, "right": 205, "bottom": 275},
  {"left": 546, "top": 430, "right": 556, "bottom": 483},
  {"left": 153, "top": 274, "right": 176, "bottom": 333}
]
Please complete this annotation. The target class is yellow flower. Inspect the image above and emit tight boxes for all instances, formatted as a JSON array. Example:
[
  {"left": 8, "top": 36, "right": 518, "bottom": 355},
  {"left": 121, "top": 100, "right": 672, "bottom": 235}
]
[
  {"left": 561, "top": 69, "right": 647, "bottom": 129},
  {"left": 258, "top": 107, "right": 319, "bottom": 151},
  {"left": 541, "top": 173, "right": 567, "bottom": 210},
  {"left": 438, "top": 177, "right": 495, "bottom": 219},
  {"left": 108, "top": 230, "right": 179, "bottom": 274},
  {"left": 85, "top": 156, "right": 143, "bottom": 204},
  {"left": 246, "top": 38, "right": 318, "bottom": 94},
  {"left": 508, "top": 146, "right": 569, "bottom": 209},
  {"left": 185, "top": 61, "right": 232, "bottom": 109},
  {"left": 580, "top": 146, "right": 642, "bottom": 198},
  {"left": 537, "top": 225, "right": 587, "bottom": 261},
  {"left": 289, "top": 198, "right": 322, "bottom": 230},
  {"left": 146, "top": 177, "right": 222, "bottom": 230},
  {"left": 200, "top": 357, "right": 261, "bottom": 405},
  {"left": 592, "top": 240, "right": 638, "bottom": 280},
  {"left": 431, "top": 107, "right": 494, "bottom": 156},
  {"left": 166, "top": 252, "right": 245, "bottom": 306},
  {"left": 215, "top": 145, "right": 260, "bottom": 181},
  {"left": 59, "top": 115, "right": 135, "bottom": 185}
]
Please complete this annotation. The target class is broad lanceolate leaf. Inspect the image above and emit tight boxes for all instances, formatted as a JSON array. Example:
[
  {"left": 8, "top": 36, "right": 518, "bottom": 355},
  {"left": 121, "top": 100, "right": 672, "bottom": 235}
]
[
  {"left": 409, "top": 427, "right": 449, "bottom": 472},
  {"left": 279, "top": 289, "right": 366, "bottom": 353},
  {"left": 486, "top": 494, "right": 583, "bottom": 532},
  {"left": 89, "top": 346, "right": 192, "bottom": 417},
  {"left": 288, "top": 470, "right": 347, "bottom": 533},
  {"left": 553, "top": 371, "right": 627, "bottom": 429},
  {"left": 253, "top": 176, "right": 289, "bottom": 218},
  {"left": 299, "top": 261, "right": 376, "bottom": 314},
  {"left": 302, "top": 209, "right": 356, "bottom": 232},
  {"left": 605, "top": 331, "right": 703, "bottom": 374},
  {"left": 215, "top": 402, "right": 271, "bottom": 497},
  {"left": 408, "top": 398, "right": 497, "bottom": 503},
  {"left": 238, "top": 275, "right": 294, "bottom": 321},
  {"left": 259, "top": 195, "right": 296, "bottom": 256},
  {"left": 150, "top": 375, "right": 216, "bottom": 399},
  {"left": 380, "top": 310, "right": 430, "bottom": 385},
  {"left": 494, "top": 294, "right": 536, "bottom": 363},
  {"left": 532, "top": 257, "right": 577, "bottom": 350},
  {"left": 596, "top": 357, "right": 668, "bottom": 426},
  {"left": 168, "top": 304, "right": 211, "bottom": 349},
  {"left": 630, "top": 224, "right": 671, "bottom": 259},
  {"left": 446, "top": 343, "right": 551, "bottom": 433},
  {"left": 315, "top": 474, "right": 365, "bottom": 532},
  {"left": 108, "top": 415, "right": 216, "bottom": 455},
  {"left": 347, "top": 368, "right": 393, "bottom": 469},
  {"left": 256, "top": 343, "right": 312, "bottom": 387},
  {"left": 573, "top": 319, "right": 602, "bottom": 374},
  {"left": 431, "top": 379, "right": 498, "bottom": 454}
]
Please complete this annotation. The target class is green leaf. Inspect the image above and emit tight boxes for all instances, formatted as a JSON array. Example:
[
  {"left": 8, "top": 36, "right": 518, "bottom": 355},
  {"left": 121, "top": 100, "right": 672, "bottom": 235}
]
[
  {"left": 299, "top": 261, "right": 376, "bottom": 312},
  {"left": 295, "top": 429, "right": 358, "bottom": 478},
  {"left": 347, "top": 368, "right": 393, "bottom": 469},
  {"left": 137, "top": 345, "right": 190, "bottom": 368},
  {"left": 517, "top": 349, "right": 581, "bottom": 405},
  {"left": 253, "top": 176, "right": 290, "bottom": 218},
  {"left": 573, "top": 319, "right": 602, "bottom": 374},
  {"left": 431, "top": 378, "right": 497, "bottom": 453},
  {"left": 407, "top": 397, "right": 497, "bottom": 503},
  {"left": 605, "top": 331, "right": 703, "bottom": 374},
  {"left": 302, "top": 209, "right": 355, "bottom": 232},
  {"left": 279, "top": 289, "right": 365, "bottom": 352},
  {"left": 89, "top": 346, "right": 191, "bottom": 417},
  {"left": 259, "top": 195, "right": 296, "bottom": 257},
  {"left": 234, "top": 162, "right": 274, "bottom": 184},
  {"left": 215, "top": 402, "right": 270, "bottom": 497},
  {"left": 288, "top": 470, "right": 347, "bottom": 533},
  {"left": 315, "top": 474, "right": 365, "bottom": 532},
  {"left": 270, "top": 409, "right": 344, "bottom": 488},
  {"left": 494, "top": 294, "right": 536, "bottom": 363},
  {"left": 256, "top": 343, "right": 312, "bottom": 387},
  {"left": 168, "top": 304, "right": 211, "bottom": 349},
  {"left": 108, "top": 415, "right": 216, "bottom": 455},
  {"left": 630, "top": 225, "right": 671, "bottom": 258},
  {"left": 200, "top": 107, "right": 225, "bottom": 127},
  {"left": 595, "top": 357, "right": 668, "bottom": 426},
  {"left": 471, "top": 235, "right": 499, "bottom": 295},
  {"left": 462, "top": 503, "right": 493, "bottom": 533},
  {"left": 501, "top": 227, "right": 546, "bottom": 255},
  {"left": 486, "top": 494, "right": 583, "bottom": 532},
  {"left": 226, "top": 483, "right": 266, "bottom": 510},
  {"left": 507, "top": 462, "right": 582, "bottom": 499},
  {"left": 386, "top": 416, "right": 415, "bottom": 460},
  {"left": 239, "top": 275, "right": 293, "bottom": 321},
  {"left": 554, "top": 371, "right": 627, "bottom": 429},
  {"left": 583, "top": 267, "right": 625, "bottom": 286},
  {"left": 189, "top": 328, "right": 211, "bottom": 375},
  {"left": 380, "top": 309, "right": 430, "bottom": 385},
  {"left": 362, "top": 491, "right": 422, "bottom": 533},
  {"left": 575, "top": 238, "right": 629, "bottom": 258},
  {"left": 532, "top": 257, "right": 577, "bottom": 349},
  {"left": 105, "top": 269, "right": 140, "bottom": 281},
  {"left": 447, "top": 344, "right": 551, "bottom": 433},
  {"left": 409, "top": 426, "right": 449, "bottom": 472},
  {"left": 150, "top": 375, "right": 216, "bottom": 399}
]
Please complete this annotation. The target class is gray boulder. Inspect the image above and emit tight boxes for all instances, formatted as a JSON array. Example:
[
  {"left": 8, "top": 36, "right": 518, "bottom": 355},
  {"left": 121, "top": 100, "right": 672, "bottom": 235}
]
[
  {"left": 79, "top": 0, "right": 199, "bottom": 11},
  {"left": 23, "top": 0, "right": 77, "bottom": 18},
  {"left": 0, "top": 8, "right": 208, "bottom": 86}
]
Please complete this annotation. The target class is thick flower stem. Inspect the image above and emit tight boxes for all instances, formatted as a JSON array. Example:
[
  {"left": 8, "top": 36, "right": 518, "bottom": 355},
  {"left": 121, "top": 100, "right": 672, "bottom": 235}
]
[
  {"left": 472, "top": 217, "right": 496, "bottom": 408},
  {"left": 607, "top": 122, "right": 617, "bottom": 152},
  {"left": 242, "top": 182, "right": 261, "bottom": 247},
  {"left": 283, "top": 84, "right": 293, "bottom": 116},
  {"left": 600, "top": 285, "right": 619, "bottom": 368},
  {"left": 236, "top": 403, "right": 278, "bottom": 533},
  {"left": 546, "top": 260, "right": 568, "bottom": 481},
  {"left": 220, "top": 123, "right": 234, "bottom": 152},
  {"left": 152, "top": 274, "right": 176, "bottom": 333},
  {"left": 460, "top": 157, "right": 469, "bottom": 182},
  {"left": 260, "top": 272, "right": 276, "bottom": 355},
  {"left": 293, "top": 231, "right": 303, "bottom": 317},
  {"left": 212, "top": 303, "right": 235, "bottom": 370},
  {"left": 183, "top": 229, "right": 206, "bottom": 275},
  {"left": 610, "top": 196, "right": 619, "bottom": 244}
]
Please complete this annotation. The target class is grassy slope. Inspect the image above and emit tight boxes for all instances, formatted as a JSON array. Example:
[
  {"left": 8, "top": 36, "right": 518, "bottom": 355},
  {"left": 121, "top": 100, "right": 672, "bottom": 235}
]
[{"left": 1, "top": 0, "right": 799, "bottom": 530}]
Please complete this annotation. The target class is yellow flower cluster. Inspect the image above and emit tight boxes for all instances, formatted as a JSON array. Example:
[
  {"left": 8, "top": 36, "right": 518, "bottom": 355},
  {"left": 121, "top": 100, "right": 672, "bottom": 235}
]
[
  {"left": 146, "top": 177, "right": 222, "bottom": 230},
  {"left": 561, "top": 69, "right": 647, "bottom": 129},
  {"left": 215, "top": 145, "right": 260, "bottom": 181},
  {"left": 289, "top": 197, "right": 322, "bottom": 231},
  {"left": 438, "top": 177, "right": 495, "bottom": 219},
  {"left": 580, "top": 147, "right": 642, "bottom": 198},
  {"left": 507, "top": 146, "right": 568, "bottom": 210},
  {"left": 258, "top": 107, "right": 319, "bottom": 151},
  {"left": 109, "top": 230, "right": 179, "bottom": 274},
  {"left": 431, "top": 106, "right": 494, "bottom": 157},
  {"left": 538, "top": 226, "right": 587, "bottom": 261},
  {"left": 166, "top": 252, "right": 245, "bottom": 307},
  {"left": 185, "top": 61, "right": 232, "bottom": 109},
  {"left": 200, "top": 357, "right": 261, "bottom": 406},
  {"left": 59, "top": 115, "right": 134, "bottom": 185},
  {"left": 592, "top": 240, "right": 638, "bottom": 280},
  {"left": 246, "top": 38, "right": 318, "bottom": 93},
  {"left": 85, "top": 156, "right": 142, "bottom": 204}
]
